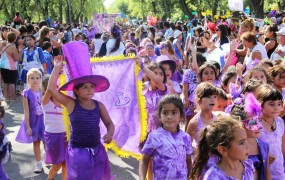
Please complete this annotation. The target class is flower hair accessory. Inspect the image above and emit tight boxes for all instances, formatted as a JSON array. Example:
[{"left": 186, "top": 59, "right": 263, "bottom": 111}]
[
  {"left": 229, "top": 82, "right": 243, "bottom": 100},
  {"left": 244, "top": 93, "right": 262, "bottom": 116},
  {"left": 242, "top": 93, "right": 262, "bottom": 130}
]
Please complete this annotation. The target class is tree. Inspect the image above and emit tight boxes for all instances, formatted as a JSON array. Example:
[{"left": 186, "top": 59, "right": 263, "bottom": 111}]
[{"left": 248, "top": 0, "right": 264, "bottom": 18}]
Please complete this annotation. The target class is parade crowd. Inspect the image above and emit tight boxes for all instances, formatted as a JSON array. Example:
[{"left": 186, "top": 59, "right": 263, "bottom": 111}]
[{"left": 0, "top": 10, "right": 285, "bottom": 180}]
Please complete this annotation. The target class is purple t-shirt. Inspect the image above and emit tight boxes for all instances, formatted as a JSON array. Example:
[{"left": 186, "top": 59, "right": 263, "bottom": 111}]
[
  {"left": 259, "top": 117, "right": 285, "bottom": 179},
  {"left": 143, "top": 82, "right": 169, "bottom": 133},
  {"left": 203, "top": 159, "right": 254, "bottom": 180},
  {"left": 142, "top": 127, "right": 193, "bottom": 180},
  {"left": 182, "top": 69, "right": 198, "bottom": 103}
]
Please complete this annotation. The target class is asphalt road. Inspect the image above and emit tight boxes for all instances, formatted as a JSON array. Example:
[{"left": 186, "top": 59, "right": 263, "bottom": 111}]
[{"left": 3, "top": 100, "right": 139, "bottom": 180}]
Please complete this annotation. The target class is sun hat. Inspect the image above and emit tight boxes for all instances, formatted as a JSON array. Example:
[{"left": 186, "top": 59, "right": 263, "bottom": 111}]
[
  {"left": 156, "top": 55, "right": 177, "bottom": 73},
  {"left": 59, "top": 41, "right": 110, "bottom": 92},
  {"left": 173, "top": 30, "right": 182, "bottom": 38}
]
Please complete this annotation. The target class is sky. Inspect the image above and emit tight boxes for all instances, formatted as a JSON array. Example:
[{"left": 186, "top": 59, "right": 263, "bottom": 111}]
[{"left": 104, "top": 0, "right": 115, "bottom": 9}]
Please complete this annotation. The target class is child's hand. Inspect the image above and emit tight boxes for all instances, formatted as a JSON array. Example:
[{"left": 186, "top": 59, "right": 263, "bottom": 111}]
[
  {"left": 53, "top": 55, "right": 64, "bottom": 69},
  {"left": 191, "top": 46, "right": 197, "bottom": 55},
  {"left": 268, "top": 154, "right": 276, "bottom": 164},
  {"left": 230, "top": 40, "right": 237, "bottom": 52},
  {"left": 236, "top": 63, "right": 244, "bottom": 78},
  {"left": 134, "top": 56, "right": 142, "bottom": 67},
  {"left": 27, "top": 127, "right": 32, "bottom": 136},
  {"left": 103, "top": 133, "right": 112, "bottom": 144}
]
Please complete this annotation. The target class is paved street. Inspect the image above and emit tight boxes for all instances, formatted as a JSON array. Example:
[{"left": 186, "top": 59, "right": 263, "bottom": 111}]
[{"left": 3, "top": 100, "right": 139, "bottom": 180}]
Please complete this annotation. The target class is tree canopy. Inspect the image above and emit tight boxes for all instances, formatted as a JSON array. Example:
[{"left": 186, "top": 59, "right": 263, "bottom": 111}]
[{"left": 0, "top": 0, "right": 105, "bottom": 24}]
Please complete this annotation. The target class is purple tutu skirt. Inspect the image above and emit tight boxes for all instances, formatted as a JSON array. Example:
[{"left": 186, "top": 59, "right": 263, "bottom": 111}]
[
  {"left": 44, "top": 131, "right": 67, "bottom": 164},
  {"left": 66, "top": 143, "right": 112, "bottom": 180},
  {"left": 15, "top": 114, "right": 45, "bottom": 143}
]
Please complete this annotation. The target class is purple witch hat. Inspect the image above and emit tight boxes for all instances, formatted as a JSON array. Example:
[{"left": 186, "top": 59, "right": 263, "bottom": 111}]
[{"left": 59, "top": 41, "right": 110, "bottom": 92}]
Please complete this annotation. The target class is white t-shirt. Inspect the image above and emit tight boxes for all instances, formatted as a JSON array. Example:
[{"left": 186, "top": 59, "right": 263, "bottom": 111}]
[
  {"left": 244, "top": 42, "right": 268, "bottom": 68},
  {"left": 43, "top": 100, "right": 65, "bottom": 133},
  {"left": 106, "top": 38, "right": 125, "bottom": 57},
  {"left": 270, "top": 45, "right": 285, "bottom": 61}
]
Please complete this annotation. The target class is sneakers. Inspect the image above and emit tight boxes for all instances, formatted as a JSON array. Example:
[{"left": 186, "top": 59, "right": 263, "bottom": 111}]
[{"left": 34, "top": 162, "right": 43, "bottom": 173}]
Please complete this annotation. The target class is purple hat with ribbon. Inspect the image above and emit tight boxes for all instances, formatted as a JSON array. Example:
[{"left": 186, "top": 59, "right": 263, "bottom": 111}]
[{"left": 59, "top": 41, "right": 110, "bottom": 92}]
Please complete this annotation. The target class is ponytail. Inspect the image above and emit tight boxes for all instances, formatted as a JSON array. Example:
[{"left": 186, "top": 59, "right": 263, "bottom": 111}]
[
  {"left": 110, "top": 37, "right": 121, "bottom": 53},
  {"left": 190, "top": 127, "right": 210, "bottom": 179}
]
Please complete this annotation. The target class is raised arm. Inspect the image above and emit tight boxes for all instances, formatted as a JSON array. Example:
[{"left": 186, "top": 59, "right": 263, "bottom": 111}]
[{"left": 47, "top": 55, "right": 74, "bottom": 113}]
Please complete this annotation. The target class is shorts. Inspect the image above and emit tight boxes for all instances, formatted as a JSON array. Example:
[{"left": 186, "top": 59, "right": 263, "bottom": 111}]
[{"left": 0, "top": 68, "right": 18, "bottom": 84}]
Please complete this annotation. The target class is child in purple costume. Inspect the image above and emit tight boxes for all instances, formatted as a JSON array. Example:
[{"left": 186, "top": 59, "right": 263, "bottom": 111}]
[
  {"left": 255, "top": 84, "right": 285, "bottom": 180},
  {"left": 141, "top": 62, "right": 169, "bottom": 133},
  {"left": 0, "top": 106, "right": 12, "bottom": 180},
  {"left": 48, "top": 43, "right": 114, "bottom": 180},
  {"left": 42, "top": 75, "right": 67, "bottom": 180},
  {"left": 15, "top": 68, "right": 45, "bottom": 173},
  {"left": 139, "top": 95, "right": 193, "bottom": 180},
  {"left": 190, "top": 116, "right": 254, "bottom": 179}
]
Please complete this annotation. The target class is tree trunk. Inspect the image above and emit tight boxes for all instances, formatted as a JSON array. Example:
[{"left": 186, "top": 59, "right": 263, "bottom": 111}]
[
  {"left": 249, "top": 0, "right": 264, "bottom": 18},
  {"left": 59, "top": 0, "right": 63, "bottom": 23},
  {"left": 212, "top": 1, "right": 218, "bottom": 17},
  {"left": 179, "top": 0, "right": 191, "bottom": 18}
]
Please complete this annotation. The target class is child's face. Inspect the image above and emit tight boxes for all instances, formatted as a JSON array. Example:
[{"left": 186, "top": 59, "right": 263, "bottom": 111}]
[
  {"left": 159, "top": 103, "right": 181, "bottom": 133},
  {"left": 223, "top": 128, "right": 249, "bottom": 161},
  {"left": 28, "top": 73, "right": 42, "bottom": 88},
  {"left": 199, "top": 95, "right": 217, "bottom": 111},
  {"left": 162, "top": 64, "right": 172, "bottom": 79},
  {"left": 273, "top": 72, "right": 285, "bottom": 89},
  {"left": 213, "top": 98, "right": 227, "bottom": 111},
  {"left": 26, "top": 37, "right": 35, "bottom": 47},
  {"left": 223, "top": 76, "right": 237, "bottom": 94},
  {"left": 262, "top": 100, "right": 283, "bottom": 118},
  {"left": 151, "top": 68, "right": 164, "bottom": 84},
  {"left": 146, "top": 46, "right": 154, "bottom": 55},
  {"left": 250, "top": 70, "right": 267, "bottom": 84},
  {"left": 201, "top": 67, "right": 216, "bottom": 84},
  {"left": 74, "top": 83, "right": 95, "bottom": 99},
  {"left": 159, "top": 47, "right": 167, "bottom": 55}
]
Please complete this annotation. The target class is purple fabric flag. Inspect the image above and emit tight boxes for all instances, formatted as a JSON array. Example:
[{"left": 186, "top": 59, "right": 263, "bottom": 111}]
[{"left": 92, "top": 58, "right": 145, "bottom": 159}]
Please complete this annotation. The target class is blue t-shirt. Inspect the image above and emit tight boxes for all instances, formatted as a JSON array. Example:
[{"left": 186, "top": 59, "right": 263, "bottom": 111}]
[{"left": 43, "top": 50, "right": 53, "bottom": 74}]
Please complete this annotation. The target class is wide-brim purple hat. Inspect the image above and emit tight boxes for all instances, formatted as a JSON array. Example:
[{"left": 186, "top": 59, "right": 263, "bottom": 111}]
[
  {"left": 156, "top": 55, "right": 177, "bottom": 73},
  {"left": 59, "top": 41, "right": 110, "bottom": 92}
]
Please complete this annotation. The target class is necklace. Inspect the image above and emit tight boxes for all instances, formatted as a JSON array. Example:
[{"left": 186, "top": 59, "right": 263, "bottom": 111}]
[{"left": 261, "top": 118, "right": 276, "bottom": 131}]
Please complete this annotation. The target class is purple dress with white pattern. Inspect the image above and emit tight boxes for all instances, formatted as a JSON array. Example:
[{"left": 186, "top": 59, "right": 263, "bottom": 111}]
[
  {"left": 143, "top": 83, "right": 169, "bottom": 133},
  {"left": 259, "top": 117, "right": 285, "bottom": 180},
  {"left": 142, "top": 127, "right": 193, "bottom": 180},
  {"left": 203, "top": 159, "right": 254, "bottom": 180}
]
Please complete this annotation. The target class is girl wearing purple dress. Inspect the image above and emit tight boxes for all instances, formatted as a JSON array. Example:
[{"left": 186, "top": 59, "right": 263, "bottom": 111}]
[
  {"left": 186, "top": 82, "right": 218, "bottom": 159},
  {"left": 48, "top": 42, "right": 114, "bottom": 180},
  {"left": 0, "top": 106, "right": 12, "bottom": 180},
  {"left": 139, "top": 94, "right": 193, "bottom": 180},
  {"left": 140, "top": 61, "right": 169, "bottom": 133},
  {"left": 255, "top": 84, "right": 285, "bottom": 180},
  {"left": 42, "top": 75, "right": 67, "bottom": 180},
  {"left": 15, "top": 68, "right": 45, "bottom": 173},
  {"left": 190, "top": 116, "right": 254, "bottom": 180}
]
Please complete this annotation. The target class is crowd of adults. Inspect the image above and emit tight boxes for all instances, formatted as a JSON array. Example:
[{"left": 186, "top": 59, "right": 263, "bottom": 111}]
[{"left": 0, "top": 11, "right": 285, "bottom": 103}]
